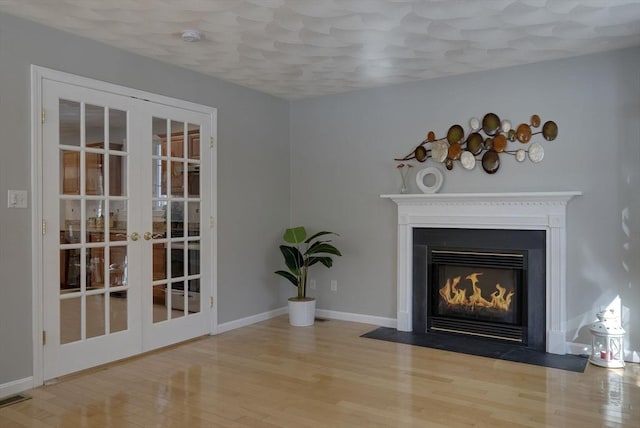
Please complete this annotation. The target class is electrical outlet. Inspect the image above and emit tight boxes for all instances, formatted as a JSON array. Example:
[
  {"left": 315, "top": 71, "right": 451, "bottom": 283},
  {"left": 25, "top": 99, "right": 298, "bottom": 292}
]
[
  {"left": 7, "top": 190, "right": 28, "bottom": 208},
  {"left": 309, "top": 279, "right": 316, "bottom": 290},
  {"left": 331, "top": 280, "right": 337, "bottom": 291}
]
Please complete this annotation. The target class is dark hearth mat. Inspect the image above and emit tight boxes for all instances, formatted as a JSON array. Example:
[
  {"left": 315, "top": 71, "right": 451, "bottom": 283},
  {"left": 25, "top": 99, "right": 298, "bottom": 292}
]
[{"left": 361, "top": 327, "right": 588, "bottom": 373}]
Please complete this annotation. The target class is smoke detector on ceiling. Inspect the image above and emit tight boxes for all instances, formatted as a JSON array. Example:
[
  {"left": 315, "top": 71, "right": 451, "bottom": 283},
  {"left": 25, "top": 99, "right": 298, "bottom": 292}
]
[{"left": 181, "top": 30, "right": 202, "bottom": 42}]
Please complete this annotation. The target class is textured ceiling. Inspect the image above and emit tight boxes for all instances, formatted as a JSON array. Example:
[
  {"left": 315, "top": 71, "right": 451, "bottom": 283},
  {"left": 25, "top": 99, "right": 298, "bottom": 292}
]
[{"left": 2, "top": 0, "right": 640, "bottom": 99}]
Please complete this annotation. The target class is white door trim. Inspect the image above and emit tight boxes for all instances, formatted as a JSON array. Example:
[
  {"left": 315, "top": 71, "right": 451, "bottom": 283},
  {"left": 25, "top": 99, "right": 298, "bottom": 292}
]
[{"left": 31, "top": 65, "right": 218, "bottom": 387}]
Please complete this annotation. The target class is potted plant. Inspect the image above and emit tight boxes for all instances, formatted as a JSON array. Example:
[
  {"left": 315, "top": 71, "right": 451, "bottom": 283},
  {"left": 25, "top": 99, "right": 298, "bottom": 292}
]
[{"left": 275, "top": 226, "right": 341, "bottom": 326}]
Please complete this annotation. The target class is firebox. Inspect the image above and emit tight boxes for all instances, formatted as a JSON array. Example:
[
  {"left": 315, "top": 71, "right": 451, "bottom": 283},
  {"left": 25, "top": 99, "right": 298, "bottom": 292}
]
[
  {"left": 428, "top": 248, "right": 526, "bottom": 343},
  {"left": 413, "top": 228, "right": 546, "bottom": 352}
]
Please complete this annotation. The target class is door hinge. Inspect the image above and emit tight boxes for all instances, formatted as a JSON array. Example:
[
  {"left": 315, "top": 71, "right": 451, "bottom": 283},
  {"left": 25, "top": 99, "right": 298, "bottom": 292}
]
[
  {"left": 210, "top": 137, "right": 215, "bottom": 148},
  {"left": 210, "top": 296, "right": 214, "bottom": 308},
  {"left": 41, "top": 108, "right": 46, "bottom": 124},
  {"left": 42, "top": 220, "right": 47, "bottom": 236},
  {"left": 42, "top": 330, "right": 46, "bottom": 346},
  {"left": 210, "top": 216, "right": 215, "bottom": 228}
]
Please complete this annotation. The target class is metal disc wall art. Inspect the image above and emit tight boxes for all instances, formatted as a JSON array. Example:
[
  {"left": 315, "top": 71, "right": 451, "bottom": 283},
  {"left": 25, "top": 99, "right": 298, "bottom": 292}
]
[{"left": 395, "top": 113, "right": 558, "bottom": 175}]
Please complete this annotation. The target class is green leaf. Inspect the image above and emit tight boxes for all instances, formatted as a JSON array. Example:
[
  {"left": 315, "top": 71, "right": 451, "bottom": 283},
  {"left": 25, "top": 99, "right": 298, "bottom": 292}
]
[
  {"left": 283, "top": 227, "right": 306, "bottom": 244},
  {"left": 304, "top": 230, "right": 337, "bottom": 244},
  {"left": 280, "top": 245, "right": 303, "bottom": 275},
  {"left": 308, "top": 256, "right": 333, "bottom": 268},
  {"left": 305, "top": 240, "right": 329, "bottom": 254},
  {"left": 306, "top": 243, "right": 342, "bottom": 257},
  {"left": 274, "top": 270, "right": 299, "bottom": 287}
]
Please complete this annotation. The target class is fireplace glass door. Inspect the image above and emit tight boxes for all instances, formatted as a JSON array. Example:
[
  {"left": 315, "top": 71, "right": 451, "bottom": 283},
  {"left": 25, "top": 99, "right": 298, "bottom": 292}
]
[{"left": 428, "top": 249, "right": 527, "bottom": 343}]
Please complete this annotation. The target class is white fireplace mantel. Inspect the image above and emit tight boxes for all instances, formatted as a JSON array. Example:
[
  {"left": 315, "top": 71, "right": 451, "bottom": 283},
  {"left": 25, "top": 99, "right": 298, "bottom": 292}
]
[{"left": 381, "top": 191, "right": 581, "bottom": 355}]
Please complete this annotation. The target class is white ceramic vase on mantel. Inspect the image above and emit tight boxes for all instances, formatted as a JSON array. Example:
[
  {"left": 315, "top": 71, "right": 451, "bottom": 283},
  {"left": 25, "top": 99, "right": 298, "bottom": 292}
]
[{"left": 288, "top": 297, "right": 316, "bottom": 326}]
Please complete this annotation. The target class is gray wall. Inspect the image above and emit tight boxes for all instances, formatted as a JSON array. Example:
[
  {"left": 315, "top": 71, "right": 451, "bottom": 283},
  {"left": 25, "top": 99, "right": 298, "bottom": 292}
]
[
  {"left": 290, "top": 49, "right": 640, "bottom": 360},
  {"left": 0, "top": 12, "right": 291, "bottom": 385}
]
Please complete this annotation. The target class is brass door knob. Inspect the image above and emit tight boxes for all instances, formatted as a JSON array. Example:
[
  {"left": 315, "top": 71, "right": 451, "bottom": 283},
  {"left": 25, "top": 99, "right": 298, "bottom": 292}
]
[
  {"left": 130, "top": 232, "right": 140, "bottom": 241},
  {"left": 144, "top": 232, "right": 152, "bottom": 241}
]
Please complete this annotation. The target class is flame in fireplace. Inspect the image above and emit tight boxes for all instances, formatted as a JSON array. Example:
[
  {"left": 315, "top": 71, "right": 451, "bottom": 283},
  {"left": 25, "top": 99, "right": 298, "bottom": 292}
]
[{"left": 439, "top": 272, "right": 514, "bottom": 311}]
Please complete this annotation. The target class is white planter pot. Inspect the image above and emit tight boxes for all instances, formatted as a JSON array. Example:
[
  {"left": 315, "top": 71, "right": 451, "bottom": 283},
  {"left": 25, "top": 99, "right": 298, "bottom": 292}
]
[{"left": 288, "top": 297, "right": 316, "bottom": 326}]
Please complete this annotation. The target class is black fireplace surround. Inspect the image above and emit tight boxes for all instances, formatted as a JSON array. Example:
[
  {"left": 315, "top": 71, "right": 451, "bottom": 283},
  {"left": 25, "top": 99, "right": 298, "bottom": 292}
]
[{"left": 413, "top": 228, "right": 546, "bottom": 352}]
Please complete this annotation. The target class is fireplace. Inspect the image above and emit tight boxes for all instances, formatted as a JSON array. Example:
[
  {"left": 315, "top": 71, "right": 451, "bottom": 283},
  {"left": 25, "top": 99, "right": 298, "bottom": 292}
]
[
  {"left": 382, "top": 192, "right": 581, "bottom": 354},
  {"left": 413, "top": 228, "right": 546, "bottom": 351}
]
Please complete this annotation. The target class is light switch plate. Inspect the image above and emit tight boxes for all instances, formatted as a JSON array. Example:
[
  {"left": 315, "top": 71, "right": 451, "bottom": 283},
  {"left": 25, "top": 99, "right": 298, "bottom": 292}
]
[{"left": 7, "top": 190, "right": 28, "bottom": 208}]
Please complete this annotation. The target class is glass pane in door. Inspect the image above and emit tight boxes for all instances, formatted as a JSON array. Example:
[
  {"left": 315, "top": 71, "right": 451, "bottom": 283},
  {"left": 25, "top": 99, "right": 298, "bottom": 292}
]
[
  {"left": 188, "top": 201, "right": 200, "bottom": 237},
  {"left": 86, "top": 294, "right": 106, "bottom": 339},
  {"left": 85, "top": 104, "right": 105, "bottom": 149},
  {"left": 110, "top": 109, "right": 127, "bottom": 151},
  {"left": 58, "top": 99, "right": 130, "bottom": 345},
  {"left": 188, "top": 279, "right": 201, "bottom": 314},
  {"left": 187, "top": 123, "right": 200, "bottom": 160},
  {"left": 110, "top": 290, "right": 128, "bottom": 333},
  {"left": 170, "top": 282, "right": 185, "bottom": 319},
  {"left": 60, "top": 297, "right": 81, "bottom": 344},
  {"left": 59, "top": 100, "right": 81, "bottom": 147},
  {"left": 150, "top": 116, "right": 202, "bottom": 322},
  {"left": 61, "top": 150, "right": 81, "bottom": 195},
  {"left": 152, "top": 284, "right": 168, "bottom": 323}
]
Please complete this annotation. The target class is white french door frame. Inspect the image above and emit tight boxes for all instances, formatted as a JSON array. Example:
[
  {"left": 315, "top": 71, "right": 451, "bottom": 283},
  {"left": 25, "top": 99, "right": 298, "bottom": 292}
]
[{"left": 30, "top": 65, "right": 218, "bottom": 386}]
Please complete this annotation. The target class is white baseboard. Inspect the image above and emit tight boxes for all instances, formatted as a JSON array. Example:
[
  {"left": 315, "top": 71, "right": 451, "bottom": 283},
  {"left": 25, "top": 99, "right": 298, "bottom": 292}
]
[
  {"left": 315, "top": 309, "right": 397, "bottom": 328},
  {"left": 216, "top": 306, "right": 287, "bottom": 334},
  {"left": 215, "top": 306, "right": 394, "bottom": 334},
  {"left": 0, "top": 376, "right": 34, "bottom": 400}
]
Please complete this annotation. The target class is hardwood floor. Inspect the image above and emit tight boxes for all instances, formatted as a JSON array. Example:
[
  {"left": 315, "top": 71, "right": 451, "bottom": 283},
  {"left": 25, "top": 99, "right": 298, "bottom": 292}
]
[{"left": 1, "top": 316, "right": 639, "bottom": 427}]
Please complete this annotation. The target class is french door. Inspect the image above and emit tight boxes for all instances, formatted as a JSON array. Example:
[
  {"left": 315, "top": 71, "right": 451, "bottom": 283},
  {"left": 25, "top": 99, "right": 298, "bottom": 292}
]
[{"left": 41, "top": 78, "right": 214, "bottom": 380}]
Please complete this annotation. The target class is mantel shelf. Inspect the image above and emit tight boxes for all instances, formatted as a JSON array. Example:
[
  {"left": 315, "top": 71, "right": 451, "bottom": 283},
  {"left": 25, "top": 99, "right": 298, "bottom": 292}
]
[{"left": 381, "top": 191, "right": 582, "bottom": 205}]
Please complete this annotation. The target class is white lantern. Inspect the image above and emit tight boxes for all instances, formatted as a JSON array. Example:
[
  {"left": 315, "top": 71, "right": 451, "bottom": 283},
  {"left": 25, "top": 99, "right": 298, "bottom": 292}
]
[{"left": 589, "top": 309, "right": 625, "bottom": 368}]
